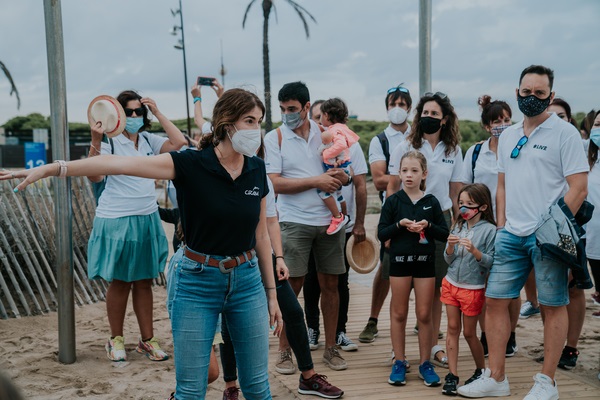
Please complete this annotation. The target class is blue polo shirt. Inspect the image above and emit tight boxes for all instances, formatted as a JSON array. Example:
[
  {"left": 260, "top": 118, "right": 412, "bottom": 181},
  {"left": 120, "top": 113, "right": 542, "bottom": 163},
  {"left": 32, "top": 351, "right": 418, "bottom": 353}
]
[{"left": 170, "top": 144, "right": 269, "bottom": 256}]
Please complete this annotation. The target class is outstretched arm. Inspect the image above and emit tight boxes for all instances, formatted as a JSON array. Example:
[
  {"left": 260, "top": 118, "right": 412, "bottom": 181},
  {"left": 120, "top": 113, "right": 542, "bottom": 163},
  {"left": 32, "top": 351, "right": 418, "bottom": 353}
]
[{"left": 2, "top": 153, "right": 176, "bottom": 192}]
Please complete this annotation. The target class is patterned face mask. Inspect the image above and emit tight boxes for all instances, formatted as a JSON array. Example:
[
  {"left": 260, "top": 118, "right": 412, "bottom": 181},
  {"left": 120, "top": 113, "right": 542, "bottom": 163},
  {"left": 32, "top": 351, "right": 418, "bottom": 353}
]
[{"left": 517, "top": 93, "right": 551, "bottom": 117}]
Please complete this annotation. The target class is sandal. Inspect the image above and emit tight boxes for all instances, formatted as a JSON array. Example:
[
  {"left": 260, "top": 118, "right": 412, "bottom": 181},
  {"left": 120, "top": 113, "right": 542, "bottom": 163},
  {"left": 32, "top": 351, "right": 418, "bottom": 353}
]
[{"left": 431, "top": 344, "right": 448, "bottom": 368}]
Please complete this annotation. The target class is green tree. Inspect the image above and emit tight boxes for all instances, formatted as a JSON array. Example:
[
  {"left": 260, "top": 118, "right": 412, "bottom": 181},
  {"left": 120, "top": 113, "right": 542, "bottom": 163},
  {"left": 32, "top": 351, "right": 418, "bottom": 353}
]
[
  {"left": 1, "top": 61, "right": 20, "bottom": 109},
  {"left": 243, "top": 0, "right": 316, "bottom": 132}
]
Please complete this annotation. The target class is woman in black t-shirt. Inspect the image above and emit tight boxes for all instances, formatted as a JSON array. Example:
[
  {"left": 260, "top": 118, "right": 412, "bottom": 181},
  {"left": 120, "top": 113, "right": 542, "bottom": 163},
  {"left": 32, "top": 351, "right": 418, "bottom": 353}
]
[{"left": 4, "top": 89, "right": 283, "bottom": 400}]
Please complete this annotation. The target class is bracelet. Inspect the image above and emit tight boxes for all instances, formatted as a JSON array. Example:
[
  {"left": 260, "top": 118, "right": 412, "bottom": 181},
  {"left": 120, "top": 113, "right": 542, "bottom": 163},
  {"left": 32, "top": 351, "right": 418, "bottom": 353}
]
[
  {"left": 54, "top": 160, "right": 67, "bottom": 178},
  {"left": 193, "top": 97, "right": 202, "bottom": 103},
  {"left": 275, "top": 255, "right": 284, "bottom": 260},
  {"left": 396, "top": 221, "right": 401, "bottom": 229},
  {"left": 90, "top": 143, "right": 101, "bottom": 154},
  {"left": 265, "top": 287, "right": 276, "bottom": 290}
]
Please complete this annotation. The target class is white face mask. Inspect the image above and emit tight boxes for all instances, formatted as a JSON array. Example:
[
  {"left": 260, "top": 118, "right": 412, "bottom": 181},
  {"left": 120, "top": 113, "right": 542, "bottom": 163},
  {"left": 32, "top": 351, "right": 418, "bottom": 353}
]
[
  {"left": 228, "top": 127, "right": 261, "bottom": 157},
  {"left": 388, "top": 107, "right": 408, "bottom": 125}
]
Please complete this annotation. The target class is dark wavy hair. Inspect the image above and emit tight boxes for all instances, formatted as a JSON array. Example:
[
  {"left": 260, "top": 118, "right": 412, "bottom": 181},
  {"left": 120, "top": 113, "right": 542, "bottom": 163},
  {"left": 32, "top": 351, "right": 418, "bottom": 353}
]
[
  {"left": 589, "top": 110, "right": 600, "bottom": 170},
  {"left": 116, "top": 90, "right": 151, "bottom": 132},
  {"left": 478, "top": 95, "right": 512, "bottom": 127},
  {"left": 278, "top": 81, "right": 310, "bottom": 108},
  {"left": 320, "top": 98, "right": 349, "bottom": 124},
  {"left": 408, "top": 93, "right": 461, "bottom": 157},
  {"left": 452, "top": 183, "right": 496, "bottom": 231},
  {"left": 550, "top": 98, "right": 579, "bottom": 129},
  {"left": 199, "top": 88, "right": 265, "bottom": 150}
]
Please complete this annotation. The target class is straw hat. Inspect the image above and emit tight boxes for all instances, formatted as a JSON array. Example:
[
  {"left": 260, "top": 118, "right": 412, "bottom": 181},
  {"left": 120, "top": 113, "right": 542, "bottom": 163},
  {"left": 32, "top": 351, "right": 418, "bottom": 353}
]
[
  {"left": 346, "top": 232, "right": 380, "bottom": 274},
  {"left": 87, "top": 95, "right": 126, "bottom": 138}
]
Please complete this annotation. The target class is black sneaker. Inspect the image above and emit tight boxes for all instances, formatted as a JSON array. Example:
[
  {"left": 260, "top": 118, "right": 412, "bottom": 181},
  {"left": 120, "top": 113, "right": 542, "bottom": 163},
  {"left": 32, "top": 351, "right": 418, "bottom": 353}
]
[
  {"left": 558, "top": 347, "right": 579, "bottom": 370},
  {"left": 480, "top": 335, "right": 488, "bottom": 358},
  {"left": 505, "top": 337, "right": 517, "bottom": 357},
  {"left": 308, "top": 327, "right": 320, "bottom": 351},
  {"left": 442, "top": 373, "right": 459, "bottom": 396},
  {"left": 464, "top": 368, "right": 483, "bottom": 385}
]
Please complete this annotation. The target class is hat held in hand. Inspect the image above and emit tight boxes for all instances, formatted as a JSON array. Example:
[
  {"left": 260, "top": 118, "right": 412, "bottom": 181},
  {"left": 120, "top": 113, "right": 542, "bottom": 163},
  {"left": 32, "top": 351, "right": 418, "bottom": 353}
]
[
  {"left": 87, "top": 95, "right": 126, "bottom": 138},
  {"left": 346, "top": 231, "right": 380, "bottom": 274}
]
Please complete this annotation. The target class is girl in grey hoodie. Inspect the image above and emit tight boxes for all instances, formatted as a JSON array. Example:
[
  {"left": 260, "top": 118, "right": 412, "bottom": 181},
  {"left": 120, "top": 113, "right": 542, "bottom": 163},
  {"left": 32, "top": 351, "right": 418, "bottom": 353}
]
[{"left": 440, "top": 183, "right": 496, "bottom": 395}]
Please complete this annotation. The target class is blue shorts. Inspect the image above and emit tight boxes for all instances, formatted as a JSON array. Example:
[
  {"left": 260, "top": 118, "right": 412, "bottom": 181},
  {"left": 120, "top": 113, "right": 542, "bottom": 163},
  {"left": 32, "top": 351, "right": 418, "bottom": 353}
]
[{"left": 486, "top": 229, "right": 569, "bottom": 307}]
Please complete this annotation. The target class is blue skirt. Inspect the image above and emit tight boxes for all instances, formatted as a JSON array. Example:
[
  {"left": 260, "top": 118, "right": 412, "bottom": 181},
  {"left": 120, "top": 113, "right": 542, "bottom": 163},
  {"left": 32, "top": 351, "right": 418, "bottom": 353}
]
[{"left": 87, "top": 211, "right": 168, "bottom": 282}]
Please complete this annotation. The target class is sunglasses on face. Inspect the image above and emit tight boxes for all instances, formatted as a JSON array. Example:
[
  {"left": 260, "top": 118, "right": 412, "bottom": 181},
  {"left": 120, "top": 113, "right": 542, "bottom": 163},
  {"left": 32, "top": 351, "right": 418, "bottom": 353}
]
[
  {"left": 424, "top": 91, "right": 448, "bottom": 100},
  {"left": 124, "top": 107, "right": 145, "bottom": 117},
  {"left": 510, "top": 135, "right": 528, "bottom": 158},
  {"left": 387, "top": 85, "right": 410, "bottom": 94}
]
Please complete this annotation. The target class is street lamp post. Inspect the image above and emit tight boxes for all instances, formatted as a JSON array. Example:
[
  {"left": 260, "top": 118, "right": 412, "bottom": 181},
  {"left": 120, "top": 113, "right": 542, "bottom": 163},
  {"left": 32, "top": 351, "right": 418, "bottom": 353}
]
[{"left": 171, "top": 0, "right": 191, "bottom": 135}]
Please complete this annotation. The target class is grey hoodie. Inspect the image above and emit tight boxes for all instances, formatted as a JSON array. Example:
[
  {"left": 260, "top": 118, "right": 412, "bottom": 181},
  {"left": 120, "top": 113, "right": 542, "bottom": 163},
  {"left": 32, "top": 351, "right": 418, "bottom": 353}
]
[{"left": 444, "top": 220, "right": 496, "bottom": 289}]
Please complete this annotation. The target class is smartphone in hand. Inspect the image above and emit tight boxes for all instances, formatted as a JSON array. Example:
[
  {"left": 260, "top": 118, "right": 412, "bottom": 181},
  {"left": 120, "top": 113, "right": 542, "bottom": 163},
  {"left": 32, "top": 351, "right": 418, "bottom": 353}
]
[{"left": 197, "top": 76, "right": 216, "bottom": 86}]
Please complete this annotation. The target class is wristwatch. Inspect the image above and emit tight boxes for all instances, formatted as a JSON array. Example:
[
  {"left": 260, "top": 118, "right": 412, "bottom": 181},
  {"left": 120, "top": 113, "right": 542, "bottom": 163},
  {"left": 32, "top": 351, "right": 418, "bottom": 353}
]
[{"left": 343, "top": 172, "right": 353, "bottom": 186}]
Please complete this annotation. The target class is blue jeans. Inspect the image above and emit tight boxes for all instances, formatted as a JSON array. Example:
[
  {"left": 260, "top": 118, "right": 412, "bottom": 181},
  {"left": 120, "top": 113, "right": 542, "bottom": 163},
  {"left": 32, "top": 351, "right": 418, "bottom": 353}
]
[
  {"left": 486, "top": 229, "right": 569, "bottom": 307},
  {"left": 169, "top": 249, "right": 271, "bottom": 399}
]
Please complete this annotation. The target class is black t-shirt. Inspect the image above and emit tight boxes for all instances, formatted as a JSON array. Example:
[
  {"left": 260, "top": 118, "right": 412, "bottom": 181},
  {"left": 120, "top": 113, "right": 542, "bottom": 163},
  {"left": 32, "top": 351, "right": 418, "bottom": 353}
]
[{"left": 170, "top": 145, "right": 269, "bottom": 256}]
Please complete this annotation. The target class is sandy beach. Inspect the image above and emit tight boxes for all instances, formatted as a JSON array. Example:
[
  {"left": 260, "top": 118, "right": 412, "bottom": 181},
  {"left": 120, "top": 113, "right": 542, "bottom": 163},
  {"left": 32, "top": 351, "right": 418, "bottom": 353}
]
[{"left": 1, "top": 214, "right": 599, "bottom": 399}]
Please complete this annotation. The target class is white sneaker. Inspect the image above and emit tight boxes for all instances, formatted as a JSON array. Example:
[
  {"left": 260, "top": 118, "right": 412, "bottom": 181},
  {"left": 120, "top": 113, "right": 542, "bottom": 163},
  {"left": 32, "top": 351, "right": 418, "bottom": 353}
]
[
  {"left": 523, "top": 373, "right": 559, "bottom": 400},
  {"left": 457, "top": 368, "right": 510, "bottom": 398},
  {"left": 336, "top": 331, "right": 358, "bottom": 351}
]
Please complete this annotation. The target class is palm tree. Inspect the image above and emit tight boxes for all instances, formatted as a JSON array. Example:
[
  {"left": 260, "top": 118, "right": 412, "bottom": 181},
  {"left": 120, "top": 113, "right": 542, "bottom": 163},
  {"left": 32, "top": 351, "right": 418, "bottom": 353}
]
[
  {"left": 0, "top": 61, "right": 20, "bottom": 109},
  {"left": 243, "top": 0, "right": 316, "bottom": 132}
]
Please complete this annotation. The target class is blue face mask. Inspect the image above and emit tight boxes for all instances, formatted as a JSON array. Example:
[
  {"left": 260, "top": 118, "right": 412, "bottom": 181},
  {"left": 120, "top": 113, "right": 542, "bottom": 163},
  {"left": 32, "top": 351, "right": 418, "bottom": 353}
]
[
  {"left": 590, "top": 128, "right": 600, "bottom": 147},
  {"left": 125, "top": 117, "right": 144, "bottom": 134}
]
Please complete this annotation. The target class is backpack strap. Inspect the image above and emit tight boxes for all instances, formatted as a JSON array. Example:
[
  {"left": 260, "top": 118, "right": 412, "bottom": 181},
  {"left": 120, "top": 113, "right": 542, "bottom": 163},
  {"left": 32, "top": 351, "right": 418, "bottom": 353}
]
[
  {"left": 376, "top": 131, "right": 389, "bottom": 203},
  {"left": 376, "top": 131, "right": 390, "bottom": 173},
  {"left": 471, "top": 141, "right": 484, "bottom": 183},
  {"left": 276, "top": 127, "right": 282, "bottom": 149}
]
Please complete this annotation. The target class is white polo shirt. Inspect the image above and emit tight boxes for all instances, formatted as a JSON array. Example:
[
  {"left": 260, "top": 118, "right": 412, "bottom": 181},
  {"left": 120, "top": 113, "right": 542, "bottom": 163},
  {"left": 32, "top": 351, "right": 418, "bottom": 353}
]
[
  {"left": 498, "top": 113, "right": 589, "bottom": 236},
  {"left": 266, "top": 176, "right": 277, "bottom": 218},
  {"left": 461, "top": 139, "right": 499, "bottom": 213},
  {"left": 342, "top": 142, "right": 368, "bottom": 232},
  {"left": 389, "top": 139, "right": 463, "bottom": 212},
  {"left": 586, "top": 160, "right": 600, "bottom": 259},
  {"left": 368, "top": 124, "right": 411, "bottom": 166},
  {"left": 264, "top": 120, "right": 332, "bottom": 226},
  {"left": 368, "top": 124, "right": 410, "bottom": 201},
  {"left": 97, "top": 132, "right": 167, "bottom": 219}
]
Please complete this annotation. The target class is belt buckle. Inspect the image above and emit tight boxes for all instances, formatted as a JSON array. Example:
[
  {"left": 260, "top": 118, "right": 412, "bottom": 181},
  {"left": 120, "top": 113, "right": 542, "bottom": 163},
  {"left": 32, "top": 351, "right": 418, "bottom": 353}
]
[{"left": 218, "top": 257, "right": 234, "bottom": 274}]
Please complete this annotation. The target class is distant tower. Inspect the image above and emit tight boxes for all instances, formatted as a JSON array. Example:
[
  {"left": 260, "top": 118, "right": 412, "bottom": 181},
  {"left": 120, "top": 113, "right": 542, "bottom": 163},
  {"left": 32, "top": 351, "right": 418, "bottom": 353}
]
[{"left": 220, "top": 39, "right": 226, "bottom": 88}]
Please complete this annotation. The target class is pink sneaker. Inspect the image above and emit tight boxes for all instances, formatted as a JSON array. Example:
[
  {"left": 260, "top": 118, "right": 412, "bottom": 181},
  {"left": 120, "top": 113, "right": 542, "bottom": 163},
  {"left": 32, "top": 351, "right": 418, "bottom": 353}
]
[
  {"left": 326, "top": 214, "right": 348, "bottom": 235},
  {"left": 136, "top": 337, "right": 169, "bottom": 361}
]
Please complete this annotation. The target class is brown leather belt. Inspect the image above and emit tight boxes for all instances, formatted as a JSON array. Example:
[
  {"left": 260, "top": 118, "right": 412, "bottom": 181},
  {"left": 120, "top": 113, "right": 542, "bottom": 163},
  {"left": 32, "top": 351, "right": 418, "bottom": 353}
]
[{"left": 184, "top": 247, "right": 255, "bottom": 273}]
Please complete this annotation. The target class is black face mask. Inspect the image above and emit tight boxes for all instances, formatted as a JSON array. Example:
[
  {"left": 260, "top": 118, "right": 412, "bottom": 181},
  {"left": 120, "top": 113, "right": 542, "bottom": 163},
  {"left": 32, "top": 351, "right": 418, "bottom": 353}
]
[
  {"left": 517, "top": 93, "right": 552, "bottom": 117},
  {"left": 419, "top": 116, "right": 442, "bottom": 134}
]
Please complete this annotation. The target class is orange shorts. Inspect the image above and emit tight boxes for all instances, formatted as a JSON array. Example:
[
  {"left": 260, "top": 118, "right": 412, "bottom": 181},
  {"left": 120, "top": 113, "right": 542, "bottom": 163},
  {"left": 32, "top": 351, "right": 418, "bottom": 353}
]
[{"left": 440, "top": 277, "right": 485, "bottom": 317}]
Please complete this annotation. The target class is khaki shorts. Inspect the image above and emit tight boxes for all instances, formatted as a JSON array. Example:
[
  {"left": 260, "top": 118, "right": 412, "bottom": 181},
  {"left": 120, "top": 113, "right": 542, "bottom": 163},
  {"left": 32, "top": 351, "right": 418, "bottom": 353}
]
[{"left": 280, "top": 221, "right": 346, "bottom": 278}]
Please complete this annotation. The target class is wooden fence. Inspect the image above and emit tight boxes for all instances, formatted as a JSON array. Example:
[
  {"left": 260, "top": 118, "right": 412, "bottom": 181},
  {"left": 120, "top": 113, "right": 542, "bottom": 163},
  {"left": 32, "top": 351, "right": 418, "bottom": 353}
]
[{"left": 0, "top": 176, "right": 165, "bottom": 319}]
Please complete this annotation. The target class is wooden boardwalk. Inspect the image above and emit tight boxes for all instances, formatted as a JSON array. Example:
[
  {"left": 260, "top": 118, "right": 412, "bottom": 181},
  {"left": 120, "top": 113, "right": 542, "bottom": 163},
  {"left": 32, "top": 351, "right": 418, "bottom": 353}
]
[{"left": 266, "top": 272, "right": 600, "bottom": 399}]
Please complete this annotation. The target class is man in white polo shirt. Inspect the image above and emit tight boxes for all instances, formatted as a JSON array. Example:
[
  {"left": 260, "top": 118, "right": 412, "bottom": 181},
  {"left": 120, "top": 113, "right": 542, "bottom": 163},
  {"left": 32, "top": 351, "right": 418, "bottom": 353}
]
[
  {"left": 358, "top": 85, "right": 413, "bottom": 343},
  {"left": 458, "top": 65, "right": 589, "bottom": 400},
  {"left": 264, "top": 81, "right": 350, "bottom": 371}
]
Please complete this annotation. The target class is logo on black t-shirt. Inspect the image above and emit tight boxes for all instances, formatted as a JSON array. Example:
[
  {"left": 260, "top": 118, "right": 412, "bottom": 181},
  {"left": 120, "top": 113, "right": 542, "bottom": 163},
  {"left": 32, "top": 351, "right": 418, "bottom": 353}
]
[{"left": 245, "top": 186, "right": 260, "bottom": 196}]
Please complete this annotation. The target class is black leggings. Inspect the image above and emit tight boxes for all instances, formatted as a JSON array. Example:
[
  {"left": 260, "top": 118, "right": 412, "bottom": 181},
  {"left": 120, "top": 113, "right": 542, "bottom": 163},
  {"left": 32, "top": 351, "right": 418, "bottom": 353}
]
[
  {"left": 303, "top": 232, "right": 351, "bottom": 334},
  {"left": 589, "top": 258, "right": 600, "bottom": 291},
  {"left": 220, "top": 259, "right": 314, "bottom": 382}
]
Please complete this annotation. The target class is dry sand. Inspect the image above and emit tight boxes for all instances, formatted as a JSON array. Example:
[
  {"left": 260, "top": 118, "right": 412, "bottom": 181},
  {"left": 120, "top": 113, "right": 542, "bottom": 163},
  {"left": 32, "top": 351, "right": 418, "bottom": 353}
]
[{"left": 1, "top": 214, "right": 599, "bottom": 399}]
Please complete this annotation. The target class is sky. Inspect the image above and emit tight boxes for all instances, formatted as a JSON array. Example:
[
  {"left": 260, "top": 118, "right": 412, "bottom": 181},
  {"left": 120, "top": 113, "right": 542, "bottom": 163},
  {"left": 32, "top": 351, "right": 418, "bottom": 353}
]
[{"left": 1, "top": 0, "right": 599, "bottom": 128}]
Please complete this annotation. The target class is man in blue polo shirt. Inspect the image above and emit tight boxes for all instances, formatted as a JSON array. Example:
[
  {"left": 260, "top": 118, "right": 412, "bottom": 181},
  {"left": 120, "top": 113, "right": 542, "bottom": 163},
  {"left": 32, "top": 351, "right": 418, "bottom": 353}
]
[{"left": 264, "top": 81, "right": 350, "bottom": 371}]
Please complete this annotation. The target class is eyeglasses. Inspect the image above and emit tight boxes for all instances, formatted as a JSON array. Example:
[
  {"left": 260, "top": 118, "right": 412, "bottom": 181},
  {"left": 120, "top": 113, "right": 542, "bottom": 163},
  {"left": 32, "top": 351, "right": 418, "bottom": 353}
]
[
  {"left": 510, "top": 135, "right": 528, "bottom": 158},
  {"left": 387, "top": 85, "right": 410, "bottom": 94},
  {"left": 124, "top": 107, "right": 145, "bottom": 117},
  {"left": 423, "top": 91, "right": 448, "bottom": 100}
]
